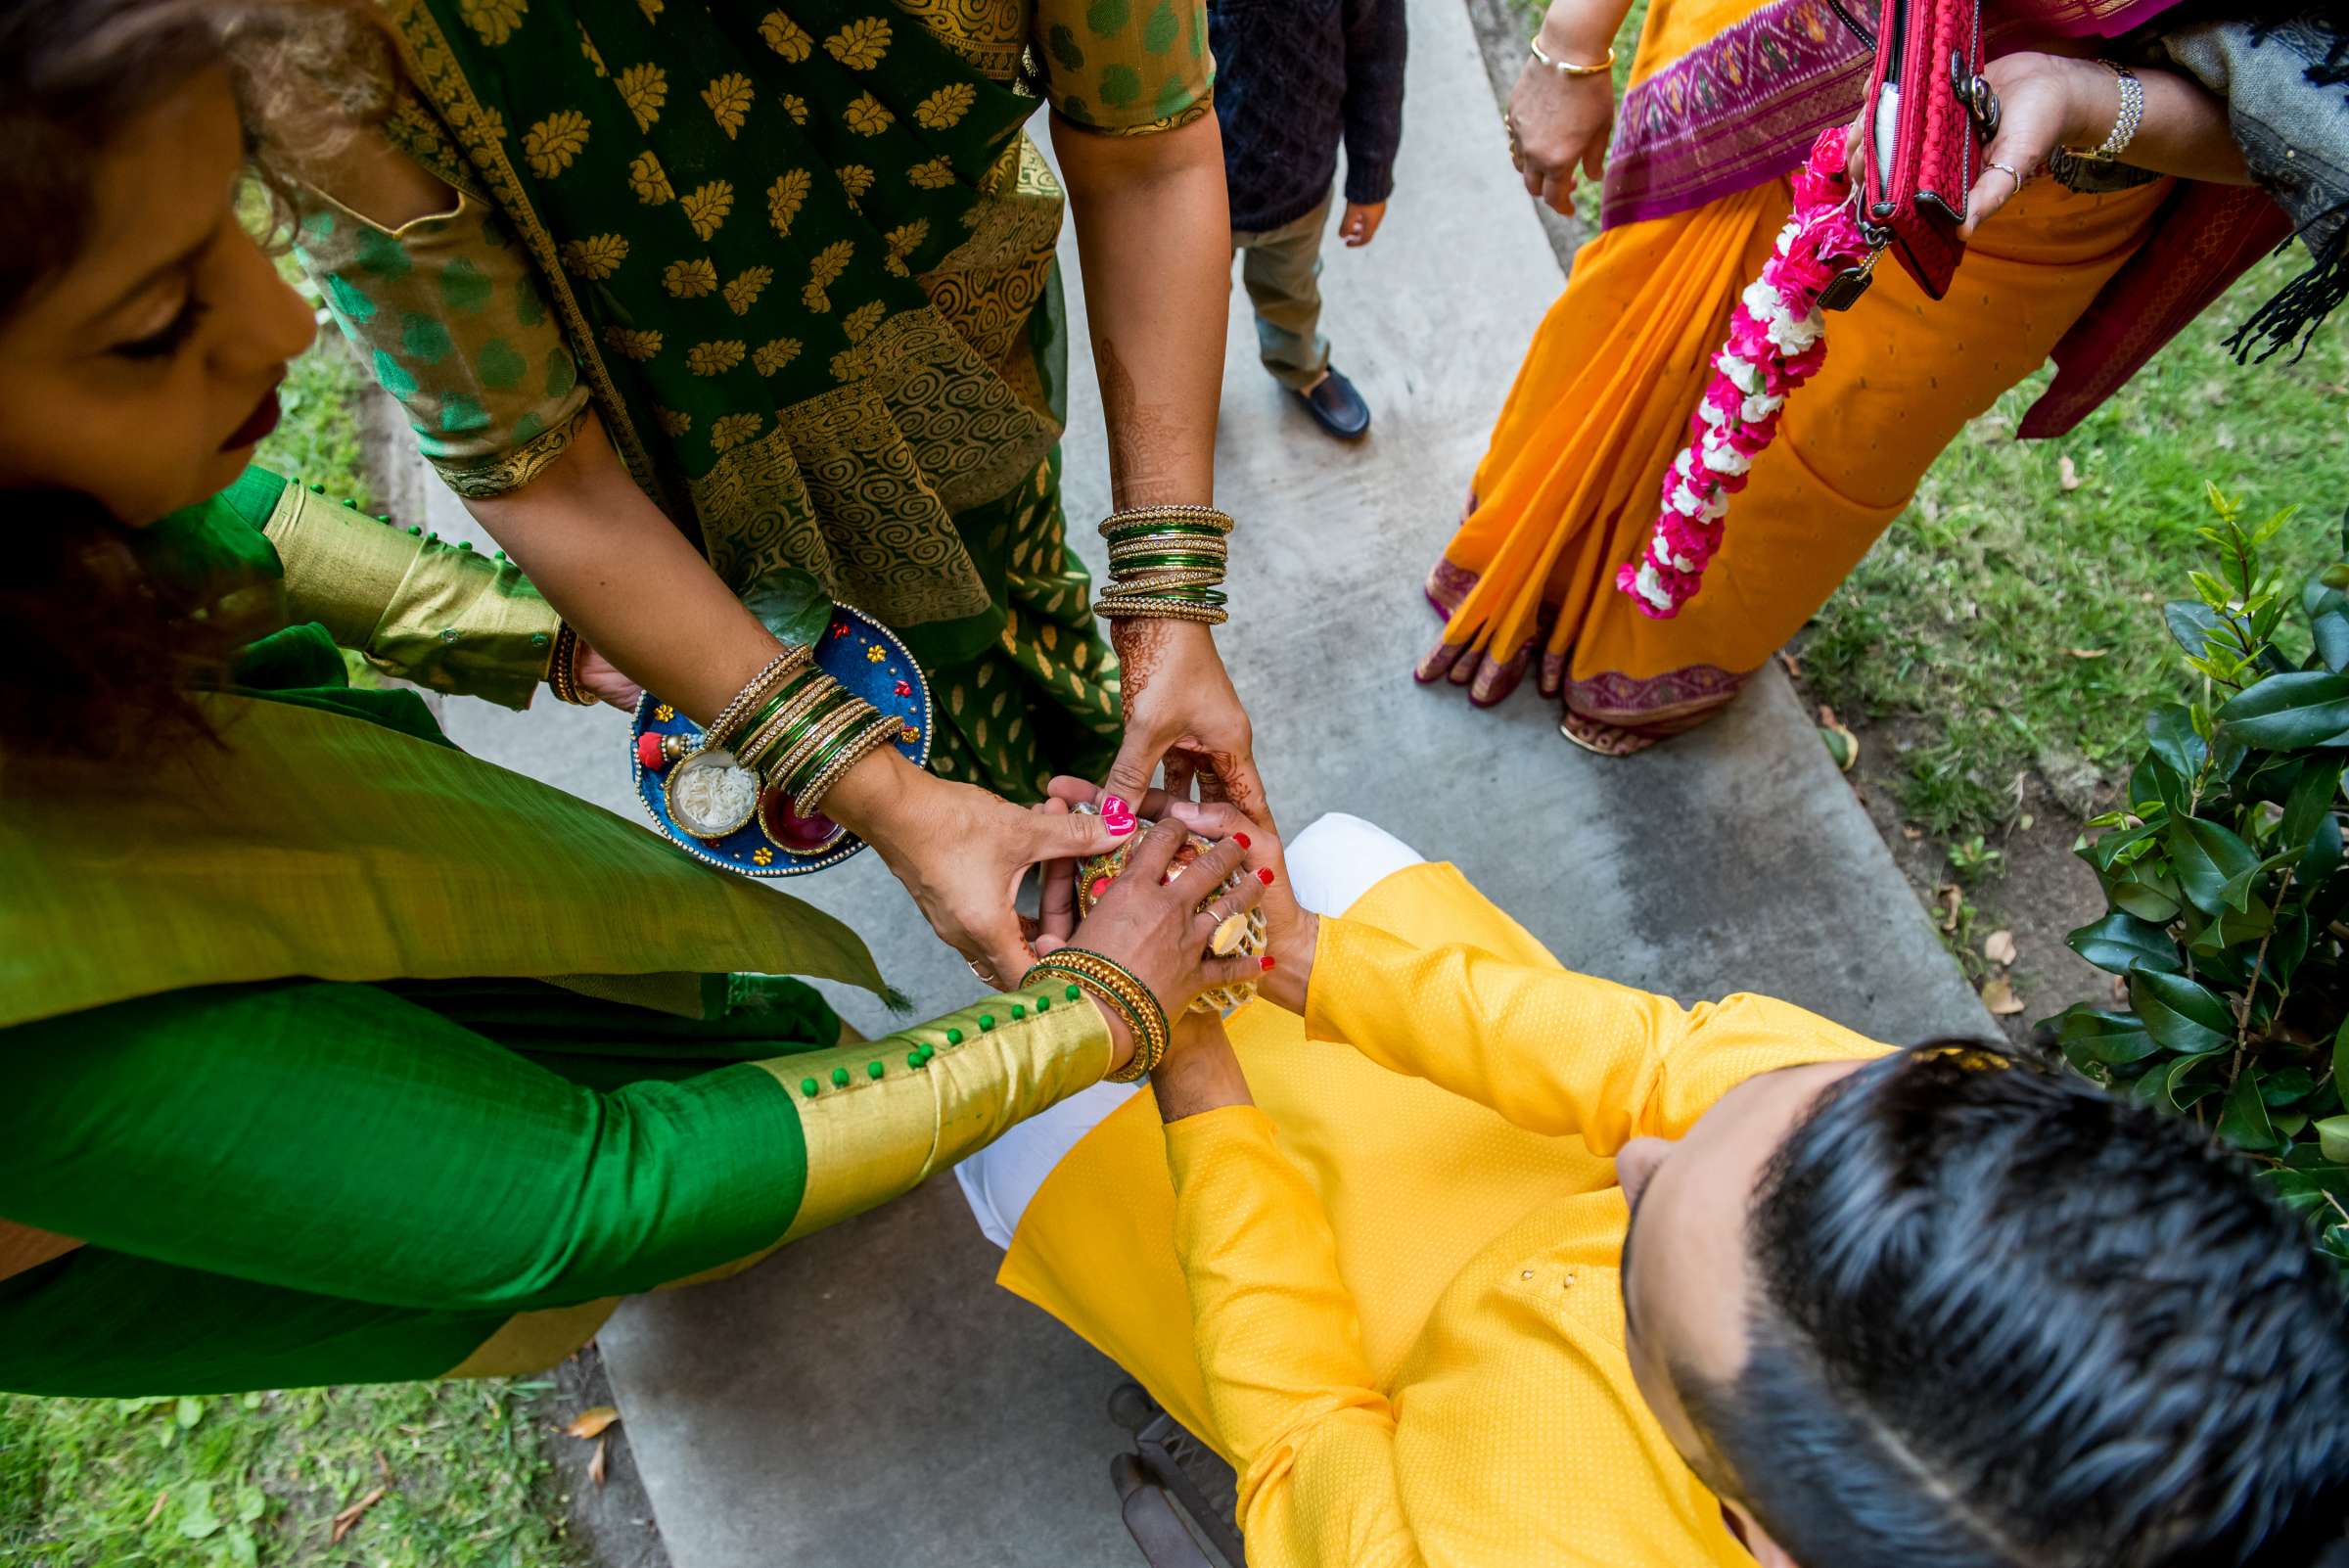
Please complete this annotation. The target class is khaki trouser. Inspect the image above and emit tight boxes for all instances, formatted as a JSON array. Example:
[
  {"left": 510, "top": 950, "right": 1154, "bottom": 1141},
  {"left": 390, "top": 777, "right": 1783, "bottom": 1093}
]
[{"left": 1231, "top": 197, "right": 1333, "bottom": 392}]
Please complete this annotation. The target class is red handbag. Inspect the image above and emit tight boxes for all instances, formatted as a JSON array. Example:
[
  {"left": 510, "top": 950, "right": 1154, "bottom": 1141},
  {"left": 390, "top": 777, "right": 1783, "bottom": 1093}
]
[{"left": 1819, "top": 0, "right": 1995, "bottom": 308}]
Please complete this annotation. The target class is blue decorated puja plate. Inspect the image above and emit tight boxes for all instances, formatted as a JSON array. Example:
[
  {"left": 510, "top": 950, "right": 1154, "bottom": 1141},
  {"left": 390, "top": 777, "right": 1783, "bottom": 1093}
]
[{"left": 629, "top": 604, "right": 932, "bottom": 878}]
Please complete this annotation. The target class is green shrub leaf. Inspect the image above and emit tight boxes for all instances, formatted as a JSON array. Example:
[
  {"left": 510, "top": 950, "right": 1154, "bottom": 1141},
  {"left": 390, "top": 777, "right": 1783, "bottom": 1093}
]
[
  {"left": 2110, "top": 876, "right": 2184, "bottom": 922},
  {"left": 2220, "top": 1071, "right": 2280, "bottom": 1153},
  {"left": 2305, "top": 577, "right": 2349, "bottom": 672},
  {"left": 2054, "top": 1004, "right": 2158, "bottom": 1068},
  {"left": 2281, "top": 759, "right": 2345, "bottom": 848},
  {"left": 2163, "top": 1048, "right": 2231, "bottom": 1111},
  {"left": 2066, "top": 910, "right": 2182, "bottom": 976},
  {"left": 2145, "top": 704, "right": 2208, "bottom": 779},
  {"left": 2165, "top": 598, "right": 2227, "bottom": 658},
  {"left": 2312, "top": 1117, "right": 2349, "bottom": 1166},
  {"left": 2216, "top": 670, "right": 2349, "bottom": 750},
  {"left": 2130, "top": 969, "right": 2233, "bottom": 1055},
  {"left": 2168, "top": 815, "right": 2263, "bottom": 914}
]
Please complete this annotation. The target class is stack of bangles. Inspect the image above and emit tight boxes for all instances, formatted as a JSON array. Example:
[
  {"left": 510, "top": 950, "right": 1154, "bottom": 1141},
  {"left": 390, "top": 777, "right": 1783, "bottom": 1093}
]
[
  {"left": 700, "top": 644, "right": 905, "bottom": 816},
  {"left": 545, "top": 622, "right": 597, "bottom": 706},
  {"left": 1095, "top": 504, "right": 1232, "bottom": 626},
  {"left": 1021, "top": 948, "right": 1171, "bottom": 1083}
]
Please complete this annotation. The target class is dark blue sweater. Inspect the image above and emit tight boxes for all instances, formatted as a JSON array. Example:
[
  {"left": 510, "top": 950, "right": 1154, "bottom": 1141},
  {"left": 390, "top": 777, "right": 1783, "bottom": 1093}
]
[{"left": 1208, "top": 0, "right": 1407, "bottom": 234}]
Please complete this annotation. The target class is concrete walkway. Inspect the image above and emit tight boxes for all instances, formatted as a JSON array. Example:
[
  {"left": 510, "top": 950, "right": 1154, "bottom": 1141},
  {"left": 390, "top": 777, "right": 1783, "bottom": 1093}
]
[{"left": 401, "top": 0, "right": 1989, "bottom": 1559}]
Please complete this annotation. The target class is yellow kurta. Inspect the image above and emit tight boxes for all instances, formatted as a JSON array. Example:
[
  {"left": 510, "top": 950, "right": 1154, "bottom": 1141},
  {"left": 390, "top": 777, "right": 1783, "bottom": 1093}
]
[{"left": 1001, "top": 863, "right": 1887, "bottom": 1566}]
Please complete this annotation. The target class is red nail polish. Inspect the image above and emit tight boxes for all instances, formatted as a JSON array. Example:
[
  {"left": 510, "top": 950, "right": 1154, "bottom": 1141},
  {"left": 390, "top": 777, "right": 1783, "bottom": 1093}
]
[
  {"left": 1260, "top": 956, "right": 1275, "bottom": 971},
  {"left": 1258, "top": 868, "right": 1274, "bottom": 886},
  {"left": 1234, "top": 833, "right": 1251, "bottom": 850}
]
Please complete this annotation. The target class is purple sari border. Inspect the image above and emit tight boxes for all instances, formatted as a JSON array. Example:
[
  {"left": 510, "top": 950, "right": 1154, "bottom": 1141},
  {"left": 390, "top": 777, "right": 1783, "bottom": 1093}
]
[{"left": 1600, "top": 0, "right": 2191, "bottom": 231}]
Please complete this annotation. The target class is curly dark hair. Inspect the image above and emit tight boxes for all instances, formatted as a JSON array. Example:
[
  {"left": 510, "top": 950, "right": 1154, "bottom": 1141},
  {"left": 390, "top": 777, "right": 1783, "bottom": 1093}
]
[{"left": 0, "top": 0, "right": 391, "bottom": 761}]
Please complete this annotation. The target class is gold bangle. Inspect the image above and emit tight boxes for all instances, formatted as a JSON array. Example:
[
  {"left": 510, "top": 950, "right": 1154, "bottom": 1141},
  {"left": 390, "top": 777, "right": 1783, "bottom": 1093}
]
[
  {"left": 1528, "top": 36, "right": 1615, "bottom": 75},
  {"left": 798, "top": 711, "right": 904, "bottom": 814},
  {"left": 1095, "top": 599, "right": 1229, "bottom": 625},
  {"left": 765, "top": 699, "right": 872, "bottom": 797},
  {"left": 1025, "top": 950, "right": 1169, "bottom": 1082},
  {"left": 1099, "top": 504, "right": 1233, "bottom": 538},
  {"left": 734, "top": 672, "right": 839, "bottom": 775},
  {"left": 546, "top": 623, "right": 597, "bottom": 705},
  {"left": 704, "top": 647, "right": 811, "bottom": 752}
]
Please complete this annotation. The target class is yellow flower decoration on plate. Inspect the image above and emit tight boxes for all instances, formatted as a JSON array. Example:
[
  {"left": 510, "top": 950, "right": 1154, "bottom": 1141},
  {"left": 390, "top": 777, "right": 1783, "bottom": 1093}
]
[
  {"left": 561, "top": 233, "right": 629, "bottom": 279},
  {"left": 721, "top": 266, "right": 773, "bottom": 315},
  {"left": 865, "top": 645, "right": 887, "bottom": 664},
  {"left": 914, "top": 82, "right": 976, "bottom": 130},
  {"left": 836, "top": 164, "right": 875, "bottom": 208},
  {"left": 753, "top": 337, "right": 803, "bottom": 375},
  {"left": 663, "top": 257, "right": 718, "bottom": 298},
  {"left": 781, "top": 93, "right": 810, "bottom": 126},
  {"left": 823, "top": 17, "right": 892, "bottom": 69},
  {"left": 680, "top": 180, "right": 735, "bottom": 241},
  {"left": 900, "top": 723, "right": 921, "bottom": 743},
  {"left": 843, "top": 92, "right": 894, "bottom": 136},
  {"left": 758, "top": 11, "right": 811, "bottom": 62},
  {"left": 618, "top": 62, "right": 667, "bottom": 131},
  {"left": 656, "top": 407, "right": 692, "bottom": 437},
  {"left": 753, "top": 847, "right": 775, "bottom": 867},
  {"left": 628, "top": 150, "right": 673, "bottom": 205},
  {"left": 688, "top": 340, "right": 747, "bottom": 377},
  {"left": 766, "top": 168, "right": 811, "bottom": 237},
  {"left": 703, "top": 73, "right": 755, "bottom": 139},
  {"left": 654, "top": 704, "right": 675, "bottom": 721},
  {"left": 844, "top": 300, "right": 887, "bottom": 342},
  {"left": 601, "top": 325, "right": 664, "bottom": 360},
  {"left": 523, "top": 110, "right": 590, "bottom": 178},
  {"left": 907, "top": 157, "right": 955, "bottom": 190},
  {"left": 711, "top": 412, "right": 763, "bottom": 452},
  {"left": 459, "top": 0, "right": 526, "bottom": 47}
]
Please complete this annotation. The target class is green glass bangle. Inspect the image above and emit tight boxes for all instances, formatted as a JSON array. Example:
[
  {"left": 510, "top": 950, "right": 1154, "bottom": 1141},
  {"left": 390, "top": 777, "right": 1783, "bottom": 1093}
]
[
  {"left": 1100, "top": 521, "right": 1233, "bottom": 544},
  {"left": 1108, "top": 584, "right": 1227, "bottom": 605},
  {"left": 785, "top": 713, "right": 871, "bottom": 800},
  {"left": 736, "top": 675, "right": 842, "bottom": 772},
  {"left": 749, "top": 687, "right": 856, "bottom": 783},
  {"left": 1109, "top": 552, "right": 1228, "bottom": 573},
  {"left": 770, "top": 698, "right": 877, "bottom": 798},
  {"left": 730, "top": 669, "right": 825, "bottom": 756}
]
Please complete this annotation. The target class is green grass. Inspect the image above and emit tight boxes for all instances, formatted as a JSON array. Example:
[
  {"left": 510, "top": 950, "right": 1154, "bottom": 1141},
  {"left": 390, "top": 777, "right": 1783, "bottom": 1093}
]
[
  {"left": 0, "top": 1382, "right": 577, "bottom": 1568},
  {"left": 1, "top": 278, "right": 578, "bottom": 1568},
  {"left": 1801, "top": 254, "right": 2349, "bottom": 833}
]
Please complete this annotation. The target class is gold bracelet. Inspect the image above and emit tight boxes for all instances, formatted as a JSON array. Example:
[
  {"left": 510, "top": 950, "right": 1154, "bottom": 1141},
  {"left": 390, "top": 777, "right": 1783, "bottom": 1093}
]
[
  {"left": 1095, "top": 598, "right": 1230, "bottom": 625},
  {"left": 546, "top": 623, "right": 597, "bottom": 705},
  {"left": 1098, "top": 504, "right": 1233, "bottom": 538},
  {"left": 797, "top": 711, "right": 904, "bottom": 814},
  {"left": 704, "top": 648, "right": 810, "bottom": 752},
  {"left": 734, "top": 672, "right": 840, "bottom": 775},
  {"left": 1024, "top": 950, "right": 1170, "bottom": 1082},
  {"left": 764, "top": 698, "right": 872, "bottom": 797},
  {"left": 1528, "top": 36, "right": 1615, "bottom": 75}
]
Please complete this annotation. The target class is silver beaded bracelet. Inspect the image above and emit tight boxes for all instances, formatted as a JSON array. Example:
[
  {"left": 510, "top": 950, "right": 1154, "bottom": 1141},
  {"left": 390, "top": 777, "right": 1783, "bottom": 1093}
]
[{"left": 2076, "top": 61, "right": 2143, "bottom": 163}]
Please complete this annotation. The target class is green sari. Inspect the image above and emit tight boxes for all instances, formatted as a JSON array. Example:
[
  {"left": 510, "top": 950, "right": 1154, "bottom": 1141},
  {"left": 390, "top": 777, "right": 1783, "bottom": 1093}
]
[
  {"left": 0, "top": 470, "right": 1116, "bottom": 1395},
  {"left": 302, "top": 0, "right": 1213, "bottom": 798}
]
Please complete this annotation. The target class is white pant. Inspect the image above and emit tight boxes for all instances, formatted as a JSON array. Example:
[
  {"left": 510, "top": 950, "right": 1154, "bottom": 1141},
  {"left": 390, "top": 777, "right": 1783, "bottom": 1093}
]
[{"left": 954, "top": 812, "right": 1425, "bottom": 1250}]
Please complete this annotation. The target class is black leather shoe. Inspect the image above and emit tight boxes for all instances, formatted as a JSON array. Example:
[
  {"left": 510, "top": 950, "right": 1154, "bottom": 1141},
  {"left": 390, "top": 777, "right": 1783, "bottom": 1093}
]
[{"left": 1294, "top": 367, "right": 1370, "bottom": 440}]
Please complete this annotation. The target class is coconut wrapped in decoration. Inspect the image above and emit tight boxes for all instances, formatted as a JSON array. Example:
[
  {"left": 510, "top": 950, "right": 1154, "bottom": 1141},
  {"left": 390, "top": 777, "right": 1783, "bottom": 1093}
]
[{"left": 1075, "top": 825, "right": 1267, "bottom": 1015}]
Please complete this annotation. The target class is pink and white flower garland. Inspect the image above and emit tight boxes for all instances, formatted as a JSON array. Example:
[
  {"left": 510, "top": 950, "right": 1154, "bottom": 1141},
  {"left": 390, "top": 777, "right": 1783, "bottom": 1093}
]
[{"left": 1615, "top": 127, "right": 1872, "bottom": 620}]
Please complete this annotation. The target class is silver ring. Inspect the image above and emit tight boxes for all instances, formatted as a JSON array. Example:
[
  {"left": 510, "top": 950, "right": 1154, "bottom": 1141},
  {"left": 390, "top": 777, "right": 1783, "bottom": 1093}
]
[
  {"left": 968, "top": 958, "right": 1000, "bottom": 988},
  {"left": 1987, "top": 160, "right": 2022, "bottom": 190}
]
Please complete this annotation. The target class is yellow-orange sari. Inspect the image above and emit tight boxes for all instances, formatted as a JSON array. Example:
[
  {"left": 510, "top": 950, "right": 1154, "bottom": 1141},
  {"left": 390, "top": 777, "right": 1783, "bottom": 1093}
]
[{"left": 1419, "top": 0, "right": 2171, "bottom": 740}]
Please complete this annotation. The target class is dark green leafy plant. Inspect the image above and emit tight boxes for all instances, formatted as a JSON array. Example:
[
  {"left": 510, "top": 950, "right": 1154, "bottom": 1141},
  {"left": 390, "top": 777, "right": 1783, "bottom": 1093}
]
[{"left": 2052, "top": 486, "right": 2349, "bottom": 1268}]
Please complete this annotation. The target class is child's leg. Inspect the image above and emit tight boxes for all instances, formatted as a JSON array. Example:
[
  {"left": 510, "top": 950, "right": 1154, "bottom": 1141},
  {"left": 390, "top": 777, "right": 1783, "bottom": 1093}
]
[{"left": 1235, "top": 198, "right": 1334, "bottom": 391}]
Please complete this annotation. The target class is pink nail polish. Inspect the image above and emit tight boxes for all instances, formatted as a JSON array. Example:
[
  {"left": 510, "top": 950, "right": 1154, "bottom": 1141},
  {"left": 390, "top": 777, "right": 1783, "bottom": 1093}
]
[
  {"left": 1101, "top": 794, "right": 1136, "bottom": 834},
  {"left": 1106, "top": 814, "right": 1134, "bottom": 836}
]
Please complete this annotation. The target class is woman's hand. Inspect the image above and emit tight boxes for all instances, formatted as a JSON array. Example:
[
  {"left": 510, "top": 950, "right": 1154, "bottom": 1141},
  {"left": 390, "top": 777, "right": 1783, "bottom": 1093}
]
[
  {"left": 825, "top": 751, "right": 1128, "bottom": 987},
  {"left": 1043, "top": 779, "right": 1317, "bottom": 1014},
  {"left": 1102, "top": 620, "right": 1269, "bottom": 826},
  {"left": 572, "top": 641, "right": 643, "bottom": 710},
  {"left": 1041, "top": 818, "right": 1267, "bottom": 1021},
  {"left": 1508, "top": 0, "right": 1619, "bottom": 214}
]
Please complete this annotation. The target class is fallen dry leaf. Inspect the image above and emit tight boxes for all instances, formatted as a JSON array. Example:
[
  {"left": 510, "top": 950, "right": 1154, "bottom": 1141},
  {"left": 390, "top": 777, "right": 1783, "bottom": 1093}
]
[
  {"left": 589, "top": 1436, "right": 610, "bottom": 1490},
  {"left": 2111, "top": 973, "right": 2131, "bottom": 1005},
  {"left": 2058, "top": 455, "right": 2082, "bottom": 491},
  {"left": 1979, "top": 976, "right": 2025, "bottom": 1016},
  {"left": 143, "top": 1491, "right": 170, "bottom": 1527},
  {"left": 330, "top": 1487, "right": 386, "bottom": 1545},
  {"left": 563, "top": 1406, "right": 621, "bottom": 1440},
  {"left": 1983, "top": 930, "right": 2018, "bottom": 966},
  {"left": 1937, "top": 884, "right": 1962, "bottom": 933},
  {"left": 2066, "top": 647, "right": 2108, "bottom": 660},
  {"left": 1776, "top": 649, "right": 1804, "bottom": 680},
  {"left": 1901, "top": 825, "right": 1924, "bottom": 841}
]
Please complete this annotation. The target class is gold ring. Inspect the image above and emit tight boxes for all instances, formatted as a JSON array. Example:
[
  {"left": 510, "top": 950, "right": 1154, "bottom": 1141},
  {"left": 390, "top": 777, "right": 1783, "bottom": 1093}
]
[{"left": 1987, "top": 161, "right": 2022, "bottom": 190}]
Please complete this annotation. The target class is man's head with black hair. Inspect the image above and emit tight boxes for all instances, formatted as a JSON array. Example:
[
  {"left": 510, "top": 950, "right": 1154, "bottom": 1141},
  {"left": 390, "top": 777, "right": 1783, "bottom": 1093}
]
[{"left": 1612, "top": 1042, "right": 2349, "bottom": 1568}]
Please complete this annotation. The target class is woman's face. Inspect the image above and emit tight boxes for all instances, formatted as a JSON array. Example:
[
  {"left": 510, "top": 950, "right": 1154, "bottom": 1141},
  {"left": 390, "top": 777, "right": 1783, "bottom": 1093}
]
[{"left": 0, "top": 67, "right": 315, "bottom": 527}]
